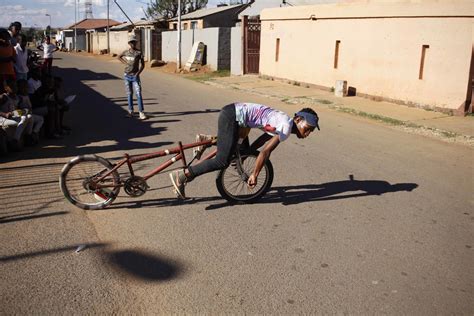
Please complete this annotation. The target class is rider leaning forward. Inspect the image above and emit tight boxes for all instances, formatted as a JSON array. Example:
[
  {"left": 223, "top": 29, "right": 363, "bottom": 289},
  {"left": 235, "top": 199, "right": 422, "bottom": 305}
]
[{"left": 169, "top": 102, "right": 320, "bottom": 199}]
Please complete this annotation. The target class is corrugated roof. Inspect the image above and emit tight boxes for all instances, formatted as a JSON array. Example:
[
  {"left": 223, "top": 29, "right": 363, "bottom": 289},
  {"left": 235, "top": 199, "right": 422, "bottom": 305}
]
[
  {"left": 66, "top": 19, "right": 122, "bottom": 30},
  {"left": 109, "top": 19, "right": 162, "bottom": 31},
  {"left": 170, "top": 4, "right": 245, "bottom": 21}
]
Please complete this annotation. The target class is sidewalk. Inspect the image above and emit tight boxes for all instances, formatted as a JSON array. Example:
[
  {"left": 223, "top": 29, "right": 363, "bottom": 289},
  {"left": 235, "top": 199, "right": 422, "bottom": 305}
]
[{"left": 203, "top": 75, "right": 473, "bottom": 146}]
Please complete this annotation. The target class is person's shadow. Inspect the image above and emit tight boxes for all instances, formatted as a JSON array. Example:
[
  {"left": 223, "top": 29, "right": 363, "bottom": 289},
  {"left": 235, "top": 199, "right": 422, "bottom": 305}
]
[{"left": 261, "top": 174, "right": 418, "bottom": 206}]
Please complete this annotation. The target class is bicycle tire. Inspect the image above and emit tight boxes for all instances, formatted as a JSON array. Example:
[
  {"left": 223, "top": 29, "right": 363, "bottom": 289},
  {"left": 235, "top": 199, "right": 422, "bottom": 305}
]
[
  {"left": 59, "top": 155, "right": 120, "bottom": 210},
  {"left": 216, "top": 151, "right": 274, "bottom": 203}
]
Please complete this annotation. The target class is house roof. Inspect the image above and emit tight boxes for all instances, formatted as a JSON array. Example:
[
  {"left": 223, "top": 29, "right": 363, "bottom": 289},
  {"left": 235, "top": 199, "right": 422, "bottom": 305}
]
[
  {"left": 110, "top": 19, "right": 164, "bottom": 31},
  {"left": 66, "top": 18, "right": 122, "bottom": 30},
  {"left": 170, "top": 4, "right": 246, "bottom": 21}
]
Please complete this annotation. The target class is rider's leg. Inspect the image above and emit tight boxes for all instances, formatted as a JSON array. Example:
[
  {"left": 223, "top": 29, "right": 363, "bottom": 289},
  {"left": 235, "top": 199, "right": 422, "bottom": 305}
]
[{"left": 186, "top": 103, "right": 238, "bottom": 180}]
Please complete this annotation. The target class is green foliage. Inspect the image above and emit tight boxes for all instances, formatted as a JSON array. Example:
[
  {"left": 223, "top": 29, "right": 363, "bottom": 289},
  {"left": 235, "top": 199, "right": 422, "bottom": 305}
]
[{"left": 145, "top": 0, "right": 208, "bottom": 19}]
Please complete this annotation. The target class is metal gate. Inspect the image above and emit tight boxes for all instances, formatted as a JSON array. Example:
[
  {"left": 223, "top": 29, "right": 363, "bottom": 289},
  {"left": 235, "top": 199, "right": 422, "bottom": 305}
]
[
  {"left": 151, "top": 30, "right": 162, "bottom": 61},
  {"left": 243, "top": 16, "right": 261, "bottom": 74}
]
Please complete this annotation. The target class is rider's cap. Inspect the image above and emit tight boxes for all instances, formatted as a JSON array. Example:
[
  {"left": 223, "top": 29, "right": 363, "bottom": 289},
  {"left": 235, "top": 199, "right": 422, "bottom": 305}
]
[{"left": 296, "top": 111, "right": 320, "bottom": 130}]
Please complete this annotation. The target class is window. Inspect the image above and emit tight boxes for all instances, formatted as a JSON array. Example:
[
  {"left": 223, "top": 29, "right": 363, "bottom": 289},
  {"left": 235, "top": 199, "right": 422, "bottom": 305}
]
[
  {"left": 172, "top": 23, "right": 177, "bottom": 30},
  {"left": 191, "top": 21, "right": 198, "bottom": 29},
  {"left": 275, "top": 38, "right": 280, "bottom": 62},
  {"left": 183, "top": 23, "right": 188, "bottom": 30},
  {"left": 334, "top": 40, "right": 341, "bottom": 69},
  {"left": 419, "top": 45, "right": 429, "bottom": 80}
]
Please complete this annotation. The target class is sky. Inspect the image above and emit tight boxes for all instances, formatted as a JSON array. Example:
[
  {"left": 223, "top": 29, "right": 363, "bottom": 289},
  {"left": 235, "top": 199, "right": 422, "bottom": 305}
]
[{"left": 0, "top": 0, "right": 222, "bottom": 29}]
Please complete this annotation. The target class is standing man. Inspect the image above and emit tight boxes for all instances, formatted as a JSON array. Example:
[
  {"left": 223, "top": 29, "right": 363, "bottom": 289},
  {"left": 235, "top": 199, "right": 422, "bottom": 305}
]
[
  {"left": 118, "top": 34, "right": 146, "bottom": 120},
  {"left": 37, "top": 36, "right": 58, "bottom": 75},
  {"left": 14, "top": 34, "right": 29, "bottom": 81},
  {"left": 8, "top": 22, "right": 21, "bottom": 47}
]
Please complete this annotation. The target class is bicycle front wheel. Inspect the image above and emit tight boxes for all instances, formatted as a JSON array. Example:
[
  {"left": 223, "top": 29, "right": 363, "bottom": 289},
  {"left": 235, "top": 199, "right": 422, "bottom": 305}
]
[
  {"left": 216, "top": 152, "right": 273, "bottom": 203},
  {"left": 59, "top": 155, "right": 120, "bottom": 210}
]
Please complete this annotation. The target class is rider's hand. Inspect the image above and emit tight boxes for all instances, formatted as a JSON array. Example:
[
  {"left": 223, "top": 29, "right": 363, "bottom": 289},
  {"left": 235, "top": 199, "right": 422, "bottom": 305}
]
[{"left": 247, "top": 174, "right": 257, "bottom": 188}]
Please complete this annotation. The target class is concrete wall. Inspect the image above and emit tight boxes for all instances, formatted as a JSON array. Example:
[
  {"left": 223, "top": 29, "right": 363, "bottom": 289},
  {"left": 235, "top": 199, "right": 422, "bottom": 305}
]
[
  {"left": 231, "top": 26, "right": 242, "bottom": 75},
  {"left": 110, "top": 31, "right": 129, "bottom": 55},
  {"left": 90, "top": 31, "right": 129, "bottom": 55},
  {"left": 162, "top": 27, "right": 231, "bottom": 70},
  {"left": 260, "top": 2, "right": 474, "bottom": 113}
]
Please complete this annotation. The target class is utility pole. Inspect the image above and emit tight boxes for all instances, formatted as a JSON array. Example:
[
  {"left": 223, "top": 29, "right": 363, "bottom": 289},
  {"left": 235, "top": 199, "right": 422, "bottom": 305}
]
[
  {"left": 74, "top": 0, "right": 77, "bottom": 51},
  {"left": 177, "top": 0, "right": 181, "bottom": 70},
  {"left": 107, "top": 0, "right": 110, "bottom": 54}
]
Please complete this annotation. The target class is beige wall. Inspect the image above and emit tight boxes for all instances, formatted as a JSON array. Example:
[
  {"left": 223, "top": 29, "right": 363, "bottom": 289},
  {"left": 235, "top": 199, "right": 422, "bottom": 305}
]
[
  {"left": 260, "top": 2, "right": 473, "bottom": 112},
  {"left": 90, "top": 31, "right": 129, "bottom": 55}
]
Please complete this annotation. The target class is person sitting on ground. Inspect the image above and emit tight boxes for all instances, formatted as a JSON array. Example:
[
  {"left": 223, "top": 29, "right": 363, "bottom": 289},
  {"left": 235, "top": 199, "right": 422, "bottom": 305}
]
[
  {"left": 14, "top": 34, "right": 29, "bottom": 81},
  {"left": 53, "top": 76, "right": 71, "bottom": 132},
  {"left": 118, "top": 34, "right": 147, "bottom": 120},
  {"left": 17, "top": 79, "right": 43, "bottom": 144},
  {"left": 169, "top": 103, "right": 320, "bottom": 199},
  {"left": 37, "top": 36, "right": 58, "bottom": 75},
  {"left": 39, "top": 75, "right": 62, "bottom": 139},
  {"left": 0, "top": 79, "right": 29, "bottom": 147},
  {"left": 0, "top": 28, "right": 16, "bottom": 87}
]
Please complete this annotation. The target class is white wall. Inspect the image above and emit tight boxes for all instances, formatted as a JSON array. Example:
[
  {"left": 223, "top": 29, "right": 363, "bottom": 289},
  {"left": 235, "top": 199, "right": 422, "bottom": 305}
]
[
  {"left": 162, "top": 28, "right": 231, "bottom": 70},
  {"left": 231, "top": 27, "right": 243, "bottom": 75}
]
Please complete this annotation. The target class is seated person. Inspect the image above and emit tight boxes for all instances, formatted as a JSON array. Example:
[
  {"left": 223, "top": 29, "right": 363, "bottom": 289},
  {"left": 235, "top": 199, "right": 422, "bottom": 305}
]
[
  {"left": 17, "top": 79, "right": 44, "bottom": 144},
  {"left": 53, "top": 76, "right": 71, "bottom": 132},
  {"left": 0, "top": 79, "right": 29, "bottom": 147}
]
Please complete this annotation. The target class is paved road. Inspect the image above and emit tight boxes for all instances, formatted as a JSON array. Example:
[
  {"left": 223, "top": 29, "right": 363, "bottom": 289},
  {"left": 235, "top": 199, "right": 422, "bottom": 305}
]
[{"left": 1, "top": 52, "right": 473, "bottom": 314}]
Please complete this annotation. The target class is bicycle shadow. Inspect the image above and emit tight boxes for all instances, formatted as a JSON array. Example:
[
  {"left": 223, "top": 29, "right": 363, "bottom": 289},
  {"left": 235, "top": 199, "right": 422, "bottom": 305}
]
[
  {"left": 108, "top": 175, "right": 418, "bottom": 211},
  {"left": 205, "top": 175, "right": 418, "bottom": 210}
]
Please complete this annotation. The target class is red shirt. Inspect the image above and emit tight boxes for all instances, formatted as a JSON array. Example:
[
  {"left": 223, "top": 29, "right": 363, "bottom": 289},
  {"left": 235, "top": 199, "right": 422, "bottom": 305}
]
[{"left": 0, "top": 44, "right": 15, "bottom": 75}]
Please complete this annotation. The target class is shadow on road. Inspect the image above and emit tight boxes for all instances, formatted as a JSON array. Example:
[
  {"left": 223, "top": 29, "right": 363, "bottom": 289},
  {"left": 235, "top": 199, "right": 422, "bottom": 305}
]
[
  {"left": 0, "top": 211, "right": 68, "bottom": 224},
  {"left": 107, "top": 249, "right": 183, "bottom": 281},
  {"left": 260, "top": 175, "right": 418, "bottom": 206},
  {"left": 1, "top": 243, "right": 183, "bottom": 282},
  {"left": 0, "top": 243, "right": 108, "bottom": 262},
  {"left": 106, "top": 175, "right": 418, "bottom": 211}
]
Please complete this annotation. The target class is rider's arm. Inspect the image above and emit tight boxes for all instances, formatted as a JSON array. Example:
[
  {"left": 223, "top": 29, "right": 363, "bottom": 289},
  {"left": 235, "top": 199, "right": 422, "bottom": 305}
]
[
  {"left": 250, "top": 133, "right": 273, "bottom": 151},
  {"left": 248, "top": 135, "right": 280, "bottom": 186}
]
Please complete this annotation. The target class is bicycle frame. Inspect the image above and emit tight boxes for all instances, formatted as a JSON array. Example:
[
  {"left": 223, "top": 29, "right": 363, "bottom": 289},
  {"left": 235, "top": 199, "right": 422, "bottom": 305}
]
[{"left": 92, "top": 138, "right": 217, "bottom": 189}]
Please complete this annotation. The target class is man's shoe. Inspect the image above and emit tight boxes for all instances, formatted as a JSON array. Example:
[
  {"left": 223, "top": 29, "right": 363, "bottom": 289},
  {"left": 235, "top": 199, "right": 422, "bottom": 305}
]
[
  {"left": 169, "top": 169, "right": 187, "bottom": 199},
  {"left": 139, "top": 112, "right": 147, "bottom": 120},
  {"left": 126, "top": 111, "right": 134, "bottom": 118}
]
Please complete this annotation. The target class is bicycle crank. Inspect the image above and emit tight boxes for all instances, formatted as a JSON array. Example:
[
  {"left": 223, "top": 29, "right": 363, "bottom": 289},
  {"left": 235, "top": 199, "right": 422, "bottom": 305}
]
[{"left": 124, "top": 176, "right": 149, "bottom": 197}]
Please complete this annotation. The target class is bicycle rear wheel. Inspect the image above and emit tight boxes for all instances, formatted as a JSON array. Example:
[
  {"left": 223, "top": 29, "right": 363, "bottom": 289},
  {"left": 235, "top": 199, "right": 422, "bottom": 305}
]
[
  {"left": 216, "top": 151, "right": 273, "bottom": 203},
  {"left": 59, "top": 155, "right": 120, "bottom": 210}
]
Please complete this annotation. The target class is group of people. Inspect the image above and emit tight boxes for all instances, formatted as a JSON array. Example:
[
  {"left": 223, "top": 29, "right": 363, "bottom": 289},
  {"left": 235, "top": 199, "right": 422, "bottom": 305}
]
[{"left": 0, "top": 21, "right": 67, "bottom": 153}]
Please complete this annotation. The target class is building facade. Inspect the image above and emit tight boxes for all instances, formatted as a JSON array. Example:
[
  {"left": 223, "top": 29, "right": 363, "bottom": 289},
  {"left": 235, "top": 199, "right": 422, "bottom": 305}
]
[{"left": 260, "top": 2, "right": 473, "bottom": 114}]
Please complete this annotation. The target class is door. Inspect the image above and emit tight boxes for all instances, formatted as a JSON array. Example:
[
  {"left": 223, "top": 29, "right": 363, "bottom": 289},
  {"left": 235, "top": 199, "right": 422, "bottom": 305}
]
[{"left": 243, "top": 16, "right": 261, "bottom": 74}]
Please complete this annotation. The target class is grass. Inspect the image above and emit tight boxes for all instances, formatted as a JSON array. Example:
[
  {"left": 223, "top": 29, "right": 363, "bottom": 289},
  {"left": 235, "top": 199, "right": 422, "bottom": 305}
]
[{"left": 187, "top": 70, "right": 230, "bottom": 82}]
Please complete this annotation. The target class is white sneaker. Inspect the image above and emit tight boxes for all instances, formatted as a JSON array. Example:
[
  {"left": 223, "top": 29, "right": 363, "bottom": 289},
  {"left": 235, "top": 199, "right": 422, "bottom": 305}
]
[{"left": 139, "top": 112, "right": 147, "bottom": 120}]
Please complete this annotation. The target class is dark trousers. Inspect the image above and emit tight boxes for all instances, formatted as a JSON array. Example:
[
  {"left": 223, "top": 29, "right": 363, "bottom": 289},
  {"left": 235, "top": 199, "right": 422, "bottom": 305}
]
[
  {"left": 188, "top": 104, "right": 239, "bottom": 179},
  {"left": 42, "top": 58, "right": 53, "bottom": 74}
]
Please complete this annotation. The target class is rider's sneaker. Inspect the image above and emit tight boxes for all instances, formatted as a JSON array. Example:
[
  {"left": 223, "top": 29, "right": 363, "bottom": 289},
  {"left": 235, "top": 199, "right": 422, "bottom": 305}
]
[
  {"left": 193, "top": 134, "right": 214, "bottom": 160},
  {"left": 139, "top": 112, "right": 147, "bottom": 120},
  {"left": 169, "top": 169, "right": 187, "bottom": 199}
]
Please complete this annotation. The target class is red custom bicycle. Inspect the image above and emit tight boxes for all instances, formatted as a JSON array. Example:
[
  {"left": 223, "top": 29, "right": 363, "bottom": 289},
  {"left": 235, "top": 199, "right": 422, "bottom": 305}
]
[{"left": 59, "top": 134, "right": 274, "bottom": 210}]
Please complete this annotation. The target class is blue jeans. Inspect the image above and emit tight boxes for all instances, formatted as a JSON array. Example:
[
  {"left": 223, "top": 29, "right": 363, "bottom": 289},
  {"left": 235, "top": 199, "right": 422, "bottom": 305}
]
[{"left": 124, "top": 74, "right": 144, "bottom": 113}]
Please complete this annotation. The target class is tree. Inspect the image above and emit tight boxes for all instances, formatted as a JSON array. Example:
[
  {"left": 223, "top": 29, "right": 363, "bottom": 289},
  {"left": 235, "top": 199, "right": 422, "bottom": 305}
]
[{"left": 145, "top": 0, "right": 208, "bottom": 20}]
